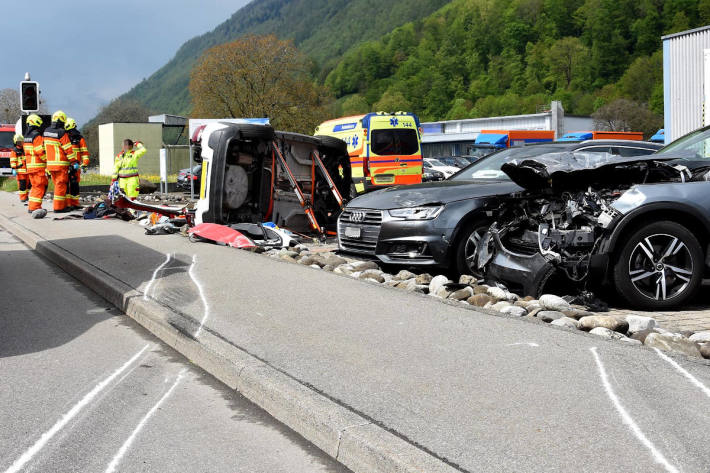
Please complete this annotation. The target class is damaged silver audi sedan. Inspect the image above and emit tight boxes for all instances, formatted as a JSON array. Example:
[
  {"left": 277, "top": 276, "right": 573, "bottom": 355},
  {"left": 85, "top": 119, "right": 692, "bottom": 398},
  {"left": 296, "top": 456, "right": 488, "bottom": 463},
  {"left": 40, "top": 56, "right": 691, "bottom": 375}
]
[{"left": 475, "top": 125, "right": 710, "bottom": 309}]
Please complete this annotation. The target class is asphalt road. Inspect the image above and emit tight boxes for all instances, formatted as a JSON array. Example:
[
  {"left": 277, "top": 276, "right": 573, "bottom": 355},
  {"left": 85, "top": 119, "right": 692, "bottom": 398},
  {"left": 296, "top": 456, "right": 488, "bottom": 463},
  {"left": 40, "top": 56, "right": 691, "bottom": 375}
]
[{"left": 0, "top": 230, "right": 349, "bottom": 473}]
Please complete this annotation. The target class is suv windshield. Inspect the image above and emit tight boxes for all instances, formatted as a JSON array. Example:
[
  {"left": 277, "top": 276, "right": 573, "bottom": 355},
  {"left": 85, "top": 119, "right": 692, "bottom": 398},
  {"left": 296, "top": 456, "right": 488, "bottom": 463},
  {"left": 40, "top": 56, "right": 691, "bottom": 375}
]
[
  {"left": 0, "top": 131, "right": 14, "bottom": 149},
  {"left": 450, "top": 144, "right": 568, "bottom": 181},
  {"left": 371, "top": 129, "right": 419, "bottom": 156},
  {"left": 655, "top": 125, "right": 710, "bottom": 159}
]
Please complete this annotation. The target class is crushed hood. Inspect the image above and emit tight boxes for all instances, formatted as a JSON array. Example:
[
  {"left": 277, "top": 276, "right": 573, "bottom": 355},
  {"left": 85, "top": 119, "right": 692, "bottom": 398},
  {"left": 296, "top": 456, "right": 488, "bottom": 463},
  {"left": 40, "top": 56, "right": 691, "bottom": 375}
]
[
  {"left": 347, "top": 180, "right": 520, "bottom": 210},
  {"left": 500, "top": 152, "right": 678, "bottom": 191}
]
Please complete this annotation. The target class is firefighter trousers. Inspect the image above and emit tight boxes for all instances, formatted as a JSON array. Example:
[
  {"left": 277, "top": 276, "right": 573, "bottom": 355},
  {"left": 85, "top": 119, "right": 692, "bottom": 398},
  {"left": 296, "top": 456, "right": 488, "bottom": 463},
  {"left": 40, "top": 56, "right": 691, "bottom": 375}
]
[
  {"left": 28, "top": 172, "right": 48, "bottom": 211},
  {"left": 16, "top": 174, "right": 30, "bottom": 202},
  {"left": 118, "top": 176, "right": 140, "bottom": 199},
  {"left": 49, "top": 169, "right": 69, "bottom": 211},
  {"left": 68, "top": 168, "right": 80, "bottom": 207}
]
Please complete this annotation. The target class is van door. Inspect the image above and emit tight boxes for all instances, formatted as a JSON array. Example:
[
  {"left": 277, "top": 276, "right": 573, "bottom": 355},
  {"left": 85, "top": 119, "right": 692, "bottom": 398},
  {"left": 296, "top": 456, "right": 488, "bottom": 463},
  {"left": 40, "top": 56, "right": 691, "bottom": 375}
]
[{"left": 368, "top": 127, "right": 422, "bottom": 187}]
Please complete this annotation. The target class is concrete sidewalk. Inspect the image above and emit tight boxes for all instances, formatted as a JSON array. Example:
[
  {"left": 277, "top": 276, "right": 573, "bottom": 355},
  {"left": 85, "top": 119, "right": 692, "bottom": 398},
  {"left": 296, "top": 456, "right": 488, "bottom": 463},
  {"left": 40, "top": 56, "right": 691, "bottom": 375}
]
[{"left": 2, "top": 191, "right": 710, "bottom": 473}]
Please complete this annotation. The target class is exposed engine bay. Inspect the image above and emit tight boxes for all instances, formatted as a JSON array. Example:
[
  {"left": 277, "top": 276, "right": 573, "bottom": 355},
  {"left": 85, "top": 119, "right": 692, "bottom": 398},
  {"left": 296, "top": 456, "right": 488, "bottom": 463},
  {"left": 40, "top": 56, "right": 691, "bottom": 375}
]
[{"left": 475, "top": 152, "right": 709, "bottom": 298}]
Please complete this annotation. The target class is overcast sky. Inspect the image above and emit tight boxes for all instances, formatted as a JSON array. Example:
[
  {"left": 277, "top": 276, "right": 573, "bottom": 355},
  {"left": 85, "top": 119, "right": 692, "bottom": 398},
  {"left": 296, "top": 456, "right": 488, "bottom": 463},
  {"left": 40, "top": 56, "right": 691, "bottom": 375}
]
[{"left": 3, "top": 0, "right": 251, "bottom": 125}]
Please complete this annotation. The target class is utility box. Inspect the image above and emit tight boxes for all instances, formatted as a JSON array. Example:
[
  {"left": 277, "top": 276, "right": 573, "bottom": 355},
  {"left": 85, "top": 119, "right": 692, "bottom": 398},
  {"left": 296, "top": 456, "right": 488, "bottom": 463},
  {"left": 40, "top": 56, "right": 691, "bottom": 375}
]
[
  {"left": 663, "top": 26, "right": 710, "bottom": 143},
  {"left": 98, "top": 123, "right": 163, "bottom": 176}
]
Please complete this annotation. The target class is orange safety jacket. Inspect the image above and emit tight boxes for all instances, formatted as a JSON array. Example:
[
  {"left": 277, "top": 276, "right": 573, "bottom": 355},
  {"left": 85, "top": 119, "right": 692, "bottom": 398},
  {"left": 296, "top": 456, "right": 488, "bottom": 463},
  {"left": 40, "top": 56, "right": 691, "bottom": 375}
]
[
  {"left": 10, "top": 144, "right": 27, "bottom": 175},
  {"left": 43, "top": 124, "right": 76, "bottom": 171},
  {"left": 67, "top": 129, "right": 89, "bottom": 166},
  {"left": 23, "top": 129, "right": 46, "bottom": 173}
]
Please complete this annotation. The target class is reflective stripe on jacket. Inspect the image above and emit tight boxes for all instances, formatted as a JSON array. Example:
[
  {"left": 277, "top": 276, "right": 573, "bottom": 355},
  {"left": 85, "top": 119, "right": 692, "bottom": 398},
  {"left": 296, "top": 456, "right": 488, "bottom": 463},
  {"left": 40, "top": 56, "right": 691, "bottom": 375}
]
[
  {"left": 68, "top": 129, "right": 90, "bottom": 166},
  {"left": 112, "top": 143, "right": 146, "bottom": 180},
  {"left": 44, "top": 126, "right": 76, "bottom": 170},
  {"left": 23, "top": 130, "right": 46, "bottom": 173},
  {"left": 10, "top": 145, "right": 27, "bottom": 174}
]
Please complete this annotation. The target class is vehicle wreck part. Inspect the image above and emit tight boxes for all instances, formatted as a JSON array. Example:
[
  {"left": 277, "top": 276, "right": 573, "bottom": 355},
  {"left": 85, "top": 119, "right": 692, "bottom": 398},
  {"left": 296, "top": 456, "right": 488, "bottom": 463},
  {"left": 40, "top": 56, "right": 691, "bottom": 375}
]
[
  {"left": 188, "top": 223, "right": 256, "bottom": 249},
  {"left": 613, "top": 221, "right": 702, "bottom": 309},
  {"left": 224, "top": 165, "right": 249, "bottom": 209}
]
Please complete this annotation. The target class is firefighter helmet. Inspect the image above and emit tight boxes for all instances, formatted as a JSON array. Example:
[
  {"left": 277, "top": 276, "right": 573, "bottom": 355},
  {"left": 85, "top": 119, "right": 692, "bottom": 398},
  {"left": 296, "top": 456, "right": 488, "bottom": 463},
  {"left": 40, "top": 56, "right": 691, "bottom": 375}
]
[
  {"left": 13, "top": 133, "right": 23, "bottom": 144},
  {"left": 52, "top": 110, "right": 67, "bottom": 123},
  {"left": 26, "top": 114, "right": 42, "bottom": 127},
  {"left": 65, "top": 118, "right": 77, "bottom": 130}
]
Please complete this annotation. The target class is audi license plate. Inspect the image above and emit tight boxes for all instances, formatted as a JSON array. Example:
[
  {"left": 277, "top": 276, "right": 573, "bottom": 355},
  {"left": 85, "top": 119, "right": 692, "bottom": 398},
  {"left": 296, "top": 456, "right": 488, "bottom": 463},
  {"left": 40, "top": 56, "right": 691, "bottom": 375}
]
[{"left": 344, "top": 226, "right": 361, "bottom": 239}]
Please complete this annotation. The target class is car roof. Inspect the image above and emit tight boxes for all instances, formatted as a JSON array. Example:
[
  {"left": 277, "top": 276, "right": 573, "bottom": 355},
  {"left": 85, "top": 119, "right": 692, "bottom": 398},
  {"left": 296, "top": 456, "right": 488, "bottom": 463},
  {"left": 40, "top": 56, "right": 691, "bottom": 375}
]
[{"left": 575, "top": 139, "right": 661, "bottom": 147}]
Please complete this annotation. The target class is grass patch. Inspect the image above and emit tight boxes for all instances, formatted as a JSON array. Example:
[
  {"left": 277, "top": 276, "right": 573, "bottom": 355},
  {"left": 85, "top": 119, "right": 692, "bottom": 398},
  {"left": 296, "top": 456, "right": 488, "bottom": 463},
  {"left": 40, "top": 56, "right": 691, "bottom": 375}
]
[{"left": 0, "top": 174, "right": 177, "bottom": 193}]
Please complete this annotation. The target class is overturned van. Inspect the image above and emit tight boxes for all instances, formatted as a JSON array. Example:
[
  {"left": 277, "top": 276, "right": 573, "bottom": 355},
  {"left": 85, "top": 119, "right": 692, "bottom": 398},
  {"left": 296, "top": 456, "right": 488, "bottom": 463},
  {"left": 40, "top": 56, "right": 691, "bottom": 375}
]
[{"left": 194, "top": 122, "right": 351, "bottom": 234}]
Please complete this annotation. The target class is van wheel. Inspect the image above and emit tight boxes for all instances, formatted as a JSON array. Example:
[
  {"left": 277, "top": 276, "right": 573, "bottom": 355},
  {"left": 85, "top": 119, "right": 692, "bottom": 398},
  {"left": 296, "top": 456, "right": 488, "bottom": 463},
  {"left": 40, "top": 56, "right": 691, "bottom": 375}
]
[
  {"left": 235, "top": 124, "right": 275, "bottom": 141},
  {"left": 455, "top": 221, "right": 490, "bottom": 277},
  {"left": 613, "top": 221, "right": 703, "bottom": 309},
  {"left": 315, "top": 135, "right": 348, "bottom": 155}
]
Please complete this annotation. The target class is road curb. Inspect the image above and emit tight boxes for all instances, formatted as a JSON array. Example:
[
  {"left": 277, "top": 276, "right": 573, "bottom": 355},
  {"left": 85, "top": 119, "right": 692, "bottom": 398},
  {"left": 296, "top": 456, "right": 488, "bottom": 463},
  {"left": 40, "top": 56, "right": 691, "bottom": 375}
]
[{"left": 0, "top": 213, "right": 462, "bottom": 473}]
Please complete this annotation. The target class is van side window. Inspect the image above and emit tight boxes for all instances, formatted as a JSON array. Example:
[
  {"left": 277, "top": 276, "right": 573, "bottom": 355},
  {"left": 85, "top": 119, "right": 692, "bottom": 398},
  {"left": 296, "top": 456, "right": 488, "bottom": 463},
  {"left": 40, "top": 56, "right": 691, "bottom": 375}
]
[{"left": 371, "top": 129, "right": 419, "bottom": 156}]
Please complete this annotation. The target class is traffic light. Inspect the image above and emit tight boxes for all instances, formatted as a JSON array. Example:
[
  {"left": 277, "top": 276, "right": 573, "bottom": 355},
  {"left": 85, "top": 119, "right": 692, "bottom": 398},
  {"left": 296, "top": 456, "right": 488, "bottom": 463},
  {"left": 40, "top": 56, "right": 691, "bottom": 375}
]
[{"left": 20, "top": 81, "right": 39, "bottom": 112}]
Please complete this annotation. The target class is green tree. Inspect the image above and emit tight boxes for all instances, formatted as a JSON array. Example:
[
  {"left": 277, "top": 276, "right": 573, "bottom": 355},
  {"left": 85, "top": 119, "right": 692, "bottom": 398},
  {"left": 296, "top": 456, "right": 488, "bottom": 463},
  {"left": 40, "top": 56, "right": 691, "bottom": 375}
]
[
  {"left": 592, "top": 98, "right": 663, "bottom": 136},
  {"left": 545, "top": 37, "right": 591, "bottom": 88},
  {"left": 372, "top": 89, "right": 412, "bottom": 113},
  {"left": 340, "top": 94, "right": 370, "bottom": 115}
]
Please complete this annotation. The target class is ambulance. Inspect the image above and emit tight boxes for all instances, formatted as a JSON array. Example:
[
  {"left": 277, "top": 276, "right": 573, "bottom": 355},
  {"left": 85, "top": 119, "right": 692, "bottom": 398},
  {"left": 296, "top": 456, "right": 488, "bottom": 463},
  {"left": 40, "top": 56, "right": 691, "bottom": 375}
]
[{"left": 315, "top": 112, "right": 423, "bottom": 194}]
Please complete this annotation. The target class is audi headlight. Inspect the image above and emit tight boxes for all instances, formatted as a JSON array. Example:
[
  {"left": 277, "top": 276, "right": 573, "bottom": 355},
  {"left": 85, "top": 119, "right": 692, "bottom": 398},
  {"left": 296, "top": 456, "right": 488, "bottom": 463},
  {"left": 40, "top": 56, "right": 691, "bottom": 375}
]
[{"left": 388, "top": 206, "right": 444, "bottom": 220}]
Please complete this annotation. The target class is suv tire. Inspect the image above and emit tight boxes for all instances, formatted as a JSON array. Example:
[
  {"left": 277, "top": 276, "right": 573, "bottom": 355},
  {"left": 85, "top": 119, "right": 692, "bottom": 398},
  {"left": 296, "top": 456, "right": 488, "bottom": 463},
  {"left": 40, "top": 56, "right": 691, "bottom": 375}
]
[
  {"left": 234, "top": 124, "right": 275, "bottom": 141},
  {"left": 613, "top": 221, "right": 703, "bottom": 309}
]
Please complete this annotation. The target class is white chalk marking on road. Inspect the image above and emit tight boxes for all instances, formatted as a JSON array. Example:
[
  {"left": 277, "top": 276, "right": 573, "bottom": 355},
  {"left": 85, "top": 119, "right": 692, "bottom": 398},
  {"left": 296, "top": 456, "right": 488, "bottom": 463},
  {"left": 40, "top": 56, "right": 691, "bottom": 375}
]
[
  {"left": 189, "top": 254, "right": 211, "bottom": 337},
  {"left": 3, "top": 345, "right": 151, "bottom": 473},
  {"left": 144, "top": 253, "right": 172, "bottom": 301},
  {"left": 653, "top": 348, "right": 710, "bottom": 399},
  {"left": 590, "top": 347, "right": 679, "bottom": 473},
  {"left": 507, "top": 342, "right": 539, "bottom": 347},
  {"left": 104, "top": 369, "right": 187, "bottom": 473}
]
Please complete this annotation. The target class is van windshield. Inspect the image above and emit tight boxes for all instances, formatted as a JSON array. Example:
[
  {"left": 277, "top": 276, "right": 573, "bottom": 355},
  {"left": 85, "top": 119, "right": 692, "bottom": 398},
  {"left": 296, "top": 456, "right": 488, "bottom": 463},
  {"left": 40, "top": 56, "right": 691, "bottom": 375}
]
[
  {"left": 0, "top": 131, "right": 14, "bottom": 149},
  {"left": 371, "top": 129, "right": 419, "bottom": 156}
]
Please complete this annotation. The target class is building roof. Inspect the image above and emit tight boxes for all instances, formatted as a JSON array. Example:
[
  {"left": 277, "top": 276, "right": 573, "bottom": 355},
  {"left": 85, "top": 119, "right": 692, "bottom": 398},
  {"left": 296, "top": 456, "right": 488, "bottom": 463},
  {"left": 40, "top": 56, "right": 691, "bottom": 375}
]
[{"left": 662, "top": 25, "right": 710, "bottom": 41}]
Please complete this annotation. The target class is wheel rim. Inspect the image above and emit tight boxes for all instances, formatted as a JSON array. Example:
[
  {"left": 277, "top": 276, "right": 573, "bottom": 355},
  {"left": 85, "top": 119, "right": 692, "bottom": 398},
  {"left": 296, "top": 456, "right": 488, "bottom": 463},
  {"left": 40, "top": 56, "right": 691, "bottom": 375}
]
[
  {"left": 463, "top": 229, "right": 484, "bottom": 274},
  {"left": 628, "top": 233, "right": 694, "bottom": 301}
]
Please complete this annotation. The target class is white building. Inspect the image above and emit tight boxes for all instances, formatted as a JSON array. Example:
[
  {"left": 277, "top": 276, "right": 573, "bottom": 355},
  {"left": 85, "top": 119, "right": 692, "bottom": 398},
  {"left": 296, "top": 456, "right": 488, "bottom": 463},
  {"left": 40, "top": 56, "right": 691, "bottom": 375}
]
[{"left": 663, "top": 25, "right": 710, "bottom": 143}]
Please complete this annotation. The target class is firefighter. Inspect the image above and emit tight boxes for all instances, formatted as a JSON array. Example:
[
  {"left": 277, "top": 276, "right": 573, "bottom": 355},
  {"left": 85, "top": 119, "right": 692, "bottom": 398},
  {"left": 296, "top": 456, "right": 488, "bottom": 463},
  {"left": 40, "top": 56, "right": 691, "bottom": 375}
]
[
  {"left": 23, "top": 114, "right": 48, "bottom": 212},
  {"left": 64, "top": 118, "right": 89, "bottom": 210},
  {"left": 10, "top": 134, "right": 31, "bottom": 204},
  {"left": 43, "top": 111, "right": 76, "bottom": 212},
  {"left": 112, "top": 139, "right": 146, "bottom": 199}
]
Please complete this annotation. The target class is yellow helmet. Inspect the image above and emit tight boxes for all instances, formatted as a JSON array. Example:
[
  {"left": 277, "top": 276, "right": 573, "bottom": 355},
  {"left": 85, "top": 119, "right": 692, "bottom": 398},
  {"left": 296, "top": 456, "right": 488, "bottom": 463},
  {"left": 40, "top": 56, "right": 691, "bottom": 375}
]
[
  {"left": 52, "top": 110, "right": 67, "bottom": 123},
  {"left": 26, "top": 114, "right": 43, "bottom": 127},
  {"left": 13, "top": 133, "right": 23, "bottom": 144},
  {"left": 65, "top": 118, "right": 77, "bottom": 130}
]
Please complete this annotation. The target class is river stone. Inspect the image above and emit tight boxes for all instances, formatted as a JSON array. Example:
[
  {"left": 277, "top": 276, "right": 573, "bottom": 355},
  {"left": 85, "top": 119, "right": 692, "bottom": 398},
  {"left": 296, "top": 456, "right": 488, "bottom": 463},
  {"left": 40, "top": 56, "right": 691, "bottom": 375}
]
[
  {"left": 504, "top": 291, "right": 520, "bottom": 302},
  {"left": 689, "top": 331, "right": 710, "bottom": 343},
  {"left": 539, "top": 294, "right": 571, "bottom": 311},
  {"left": 350, "top": 260, "right": 379, "bottom": 271},
  {"left": 501, "top": 306, "right": 527, "bottom": 317},
  {"left": 279, "top": 249, "right": 300, "bottom": 259},
  {"left": 630, "top": 329, "right": 660, "bottom": 344},
  {"left": 473, "top": 285, "right": 490, "bottom": 295},
  {"left": 458, "top": 274, "right": 478, "bottom": 286},
  {"left": 358, "top": 269, "right": 385, "bottom": 283},
  {"left": 322, "top": 254, "right": 348, "bottom": 267},
  {"left": 551, "top": 317, "right": 580, "bottom": 330},
  {"left": 536, "top": 310, "right": 565, "bottom": 322},
  {"left": 448, "top": 286, "right": 475, "bottom": 301},
  {"left": 487, "top": 286, "right": 507, "bottom": 301},
  {"left": 590, "top": 327, "right": 622, "bottom": 339},
  {"left": 645, "top": 332, "right": 703, "bottom": 358},
  {"left": 561, "top": 309, "right": 594, "bottom": 320},
  {"left": 297, "top": 255, "right": 320, "bottom": 266},
  {"left": 333, "top": 264, "right": 354, "bottom": 275},
  {"left": 527, "top": 308, "right": 542, "bottom": 318},
  {"left": 700, "top": 343, "right": 710, "bottom": 359},
  {"left": 625, "top": 315, "right": 657, "bottom": 334},
  {"left": 429, "top": 275, "right": 451, "bottom": 295},
  {"left": 384, "top": 280, "right": 399, "bottom": 287},
  {"left": 491, "top": 301, "right": 512, "bottom": 311},
  {"left": 280, "top": 254, "right": 297, "bottom": 263},
  {"left": 578, "top": 316, "right": 629, "bottom": 333},
  {"left": 322, "top": 265, "right": 335, "bottom": 272},
  {"left": 434, "top": 287, "right": 450, "bottom": 299},
  {"left": 467, "top": 294, "right": 492, "bottom": 307},
  {"left": 394, "top": 270, "right": 417, "bottom": 281},
  {"left": 415, "top": 273, "right": 433, "bottom": 285}
]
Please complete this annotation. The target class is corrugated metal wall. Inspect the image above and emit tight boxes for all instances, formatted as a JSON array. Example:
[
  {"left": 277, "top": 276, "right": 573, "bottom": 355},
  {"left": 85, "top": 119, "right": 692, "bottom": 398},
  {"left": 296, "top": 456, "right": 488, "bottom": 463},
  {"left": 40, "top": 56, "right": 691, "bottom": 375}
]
[{"left": 664, "top": 27, "right": 710, "bottom": 142}]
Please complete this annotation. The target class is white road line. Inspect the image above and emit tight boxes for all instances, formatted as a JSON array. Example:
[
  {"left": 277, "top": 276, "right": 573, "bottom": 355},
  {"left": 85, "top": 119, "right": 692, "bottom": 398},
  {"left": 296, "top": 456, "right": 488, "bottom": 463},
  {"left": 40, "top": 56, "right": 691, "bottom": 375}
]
[
  {"left": 590, "top": 347, "right": 679, "bottom": 473},
  {"left": 653, "top": 348, "right": 710, "bottom": 399},
  {"left": 189, "top": 255, "right": 211, "bottom": 338},
  {"left": 144, "top": 253, "right": 171, "bottom": 301},
  {"left": 3, "top": 345, "right": 151, "bottom": 473},
  {"left": 104, "top": 369, "right": 187, "bottom": 473},
  {"left": 506, "top": 342, "right": 539, "bottom": 347}
]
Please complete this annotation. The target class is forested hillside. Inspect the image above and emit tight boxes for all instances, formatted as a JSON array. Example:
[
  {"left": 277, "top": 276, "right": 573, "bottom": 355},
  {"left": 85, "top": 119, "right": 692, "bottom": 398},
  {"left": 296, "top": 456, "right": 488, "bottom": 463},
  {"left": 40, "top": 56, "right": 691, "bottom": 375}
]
[
  {"left": 117, "top": 0, "right": 449, "bottom": 115},
  {"left": 327, "top": 0, "right": 709, "bottom": 122}
]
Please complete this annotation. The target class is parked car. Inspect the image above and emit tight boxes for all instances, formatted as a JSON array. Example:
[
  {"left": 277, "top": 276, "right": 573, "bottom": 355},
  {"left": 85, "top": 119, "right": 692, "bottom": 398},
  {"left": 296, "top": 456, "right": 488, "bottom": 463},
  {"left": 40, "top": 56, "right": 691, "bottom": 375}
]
[
  {"left": 422, "top": 168, "right": 446, "bottom": 182},
  {"left": 423, "top": 158, "right": 459, "bottom": 178},
  {"left": 434, "top": 156, "right": 473, "bottom": 169},
  {"left": 337, "top": 139, "right": 662, "bottom": 276},
  {"left": 177, "top": 164, "right": 202, "bottom": 191},
  {"left": 475, "top": 127, "right": 710, "bottom": 308}
]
